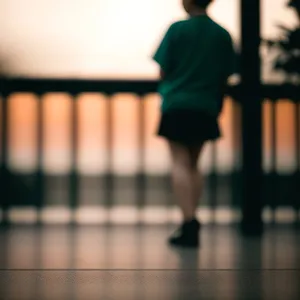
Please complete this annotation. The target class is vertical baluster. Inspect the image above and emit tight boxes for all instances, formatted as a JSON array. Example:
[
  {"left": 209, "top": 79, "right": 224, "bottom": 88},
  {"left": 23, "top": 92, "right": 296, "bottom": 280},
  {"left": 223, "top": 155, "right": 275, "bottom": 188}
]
[
  {"left": 270, "top": 100, "right": 277, "bottom": 224},
  {"left": 209, "top": 142, "right": 218, "bottom": 225},
  {"left": 0, "top": 92, "right": 9, "bottom": 225},
  {"left": 231, "top": 99, "right": 242, "bottom": 218},
  {"left": 105, "top": 95, "right": 113, "bottom": 225},
  {"left": 36, "top": 94, "right": 44, "bottom": 225},
  {"left": 136, "top": 95, "right": 146, "bottom": 226},
  {"left": 69, "top": 90, "right": 79, "bottom": 271},
  {"left": 294, "top": 101, "right": 300, "bottom": 225},
  {"left": 70, "top": 94, "right": 79, "bottom": 225}
]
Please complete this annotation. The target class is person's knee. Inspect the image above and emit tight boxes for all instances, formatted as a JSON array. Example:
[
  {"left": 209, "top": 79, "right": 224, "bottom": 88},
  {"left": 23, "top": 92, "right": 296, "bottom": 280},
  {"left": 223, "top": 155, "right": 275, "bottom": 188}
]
[
  {"left": 169, "top": 142, "right": 200, "bottom": 172},
  {"left": 173, "top": 159, "right": 190, "bottom": 173},
  {"left": 190, "top": 163, "right": 198, "bottom": 173},
  {"left": 173, "top": 158, "right": 197, "bottom": 175},
  {"left": 188, "top": 144, "right": 203, "bottom": 168}
]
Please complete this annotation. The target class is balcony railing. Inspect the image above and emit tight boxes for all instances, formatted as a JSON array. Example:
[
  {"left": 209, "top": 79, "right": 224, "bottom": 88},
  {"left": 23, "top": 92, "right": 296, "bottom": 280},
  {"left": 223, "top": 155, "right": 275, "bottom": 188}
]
[{"left": 0, "top": 79, "right": 299, "bottom": 225}]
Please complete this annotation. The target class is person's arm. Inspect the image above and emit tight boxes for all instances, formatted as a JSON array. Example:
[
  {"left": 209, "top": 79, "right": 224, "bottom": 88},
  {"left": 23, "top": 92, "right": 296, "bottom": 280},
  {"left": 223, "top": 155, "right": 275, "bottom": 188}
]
[
  {"left": 152, "top": 24, "right": 175, "bottom": 80},
  {"left": 218, "top": 82, "right": 228, "bottom": 114},
  {"left": 218, "top": 35, "right": 236, "bottom": 115},
  {"left": 226, "top": 34, "right": 236, "bottom": 79}
]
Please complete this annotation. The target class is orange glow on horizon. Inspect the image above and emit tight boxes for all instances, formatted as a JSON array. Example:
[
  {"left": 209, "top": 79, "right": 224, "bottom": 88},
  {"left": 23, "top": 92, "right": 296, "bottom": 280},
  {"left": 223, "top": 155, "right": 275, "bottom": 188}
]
[{"left": 4, "top": 94, "right": 298, "bottom": 175}]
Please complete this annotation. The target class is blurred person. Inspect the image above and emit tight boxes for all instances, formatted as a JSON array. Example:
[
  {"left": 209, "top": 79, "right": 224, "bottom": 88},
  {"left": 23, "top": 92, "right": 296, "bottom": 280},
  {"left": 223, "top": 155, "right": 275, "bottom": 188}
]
[{"left": 153, "top": 0, "right": 235, "bottom": 247}]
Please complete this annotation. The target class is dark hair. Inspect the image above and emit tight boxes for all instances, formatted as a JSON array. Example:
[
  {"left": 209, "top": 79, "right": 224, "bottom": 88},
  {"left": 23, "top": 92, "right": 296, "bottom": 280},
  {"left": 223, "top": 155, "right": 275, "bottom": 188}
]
[{"left": 193, "top": 0, "right": 213, "bottom": 8}]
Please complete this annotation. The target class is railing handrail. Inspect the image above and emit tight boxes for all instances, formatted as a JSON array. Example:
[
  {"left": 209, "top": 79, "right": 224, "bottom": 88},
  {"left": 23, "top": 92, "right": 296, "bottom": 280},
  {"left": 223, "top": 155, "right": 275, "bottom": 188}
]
[
  {"left": 0, "top": 78, "right": 299, "bottom": 101},
  {"left": 0, "top": 78, "right": 159, "bottom": 95}
]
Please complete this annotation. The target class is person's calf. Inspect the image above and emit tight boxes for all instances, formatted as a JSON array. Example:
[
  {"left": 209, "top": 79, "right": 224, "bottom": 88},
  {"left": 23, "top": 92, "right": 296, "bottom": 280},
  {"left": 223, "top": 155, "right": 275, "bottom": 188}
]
[
  {"left": 171, "top": 164, "right": 196, "bottom": 221},
  {"left": 192, "top": 168, "right": 203, "bottom": 212}
]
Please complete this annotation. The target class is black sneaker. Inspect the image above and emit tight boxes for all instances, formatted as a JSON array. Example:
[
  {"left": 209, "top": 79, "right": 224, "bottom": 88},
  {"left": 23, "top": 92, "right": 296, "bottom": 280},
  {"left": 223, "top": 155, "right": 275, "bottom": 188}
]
[{"left": 168, "top": 219, "right": 201, "bottom": 248}]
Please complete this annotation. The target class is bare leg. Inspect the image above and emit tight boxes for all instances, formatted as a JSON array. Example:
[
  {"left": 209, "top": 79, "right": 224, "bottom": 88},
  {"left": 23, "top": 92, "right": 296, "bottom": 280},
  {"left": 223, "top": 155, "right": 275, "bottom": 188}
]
[
  {"left": 168, "top": 141, "right": 204, "bottom": 222},
  {"left": 188, "top": 145, "right": 204, "bottom": 213}
]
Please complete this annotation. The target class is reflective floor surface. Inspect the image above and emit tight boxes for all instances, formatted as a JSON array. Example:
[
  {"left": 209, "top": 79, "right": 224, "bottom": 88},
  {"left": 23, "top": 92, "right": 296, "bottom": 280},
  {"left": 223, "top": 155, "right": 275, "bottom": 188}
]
[{"left": 1, "top": 224, "right": 300, "bottom": 300}]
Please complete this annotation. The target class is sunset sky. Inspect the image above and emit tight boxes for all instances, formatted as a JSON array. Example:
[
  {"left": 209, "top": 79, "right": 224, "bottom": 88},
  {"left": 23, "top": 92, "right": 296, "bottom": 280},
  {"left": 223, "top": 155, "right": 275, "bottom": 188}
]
[
  {"left": 0, "top": 0, "right": 298, "bottom": 80},
  {"left": 0, "top": 0, "right": 299, "bottom": 175}
]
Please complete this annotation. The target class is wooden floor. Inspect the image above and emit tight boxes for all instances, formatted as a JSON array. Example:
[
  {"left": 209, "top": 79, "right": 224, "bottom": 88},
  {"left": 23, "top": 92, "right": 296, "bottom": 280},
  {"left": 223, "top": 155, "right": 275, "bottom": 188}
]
[{"left": 1, "top": 224, "right": 300, "bottom": 300}]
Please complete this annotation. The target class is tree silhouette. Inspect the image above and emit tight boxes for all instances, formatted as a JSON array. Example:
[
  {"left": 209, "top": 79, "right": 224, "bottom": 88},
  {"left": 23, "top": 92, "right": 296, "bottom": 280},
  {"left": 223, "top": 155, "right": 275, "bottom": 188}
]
[
  {"left": 265, "top": 0, "right": 300, "bottom": 83},
  {"left": 289, "top": 0, "right": 300, "bottom": 18}
]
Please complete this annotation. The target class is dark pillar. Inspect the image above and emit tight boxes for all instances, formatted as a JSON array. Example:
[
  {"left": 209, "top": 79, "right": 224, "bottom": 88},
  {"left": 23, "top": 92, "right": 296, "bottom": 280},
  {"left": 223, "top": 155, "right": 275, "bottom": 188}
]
[{"left": 240, "top": 0, "right": 264, "bottom": 235}]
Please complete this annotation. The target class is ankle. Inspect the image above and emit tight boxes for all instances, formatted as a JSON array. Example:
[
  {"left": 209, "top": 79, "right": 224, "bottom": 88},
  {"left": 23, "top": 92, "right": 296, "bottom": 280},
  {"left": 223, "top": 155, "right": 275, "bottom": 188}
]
[{"left": 183, "top": 217, "right": 198, "bottom": 224}]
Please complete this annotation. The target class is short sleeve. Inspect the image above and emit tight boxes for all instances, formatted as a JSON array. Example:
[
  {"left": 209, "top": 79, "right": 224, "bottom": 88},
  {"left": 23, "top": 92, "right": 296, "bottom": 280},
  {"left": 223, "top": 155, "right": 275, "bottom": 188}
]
[
  {"left": 152, "top": 24, "right": 176, "bottom": 73},
  {"left": 225, "top": 34, "right": 236, "bottom": 78}
]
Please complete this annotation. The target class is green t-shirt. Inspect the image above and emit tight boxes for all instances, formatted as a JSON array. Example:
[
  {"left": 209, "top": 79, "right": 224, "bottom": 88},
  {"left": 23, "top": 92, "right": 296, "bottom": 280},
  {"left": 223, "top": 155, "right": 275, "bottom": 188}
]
[{"left": 153, "top": 15, "right": 235, "bottom": 117}]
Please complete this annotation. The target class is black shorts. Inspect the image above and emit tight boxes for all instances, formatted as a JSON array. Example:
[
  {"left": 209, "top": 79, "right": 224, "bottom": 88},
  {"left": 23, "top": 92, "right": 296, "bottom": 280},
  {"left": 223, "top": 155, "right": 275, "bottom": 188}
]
[{"left": 157, "top": 108, "right": 221, "bottom": 146}]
